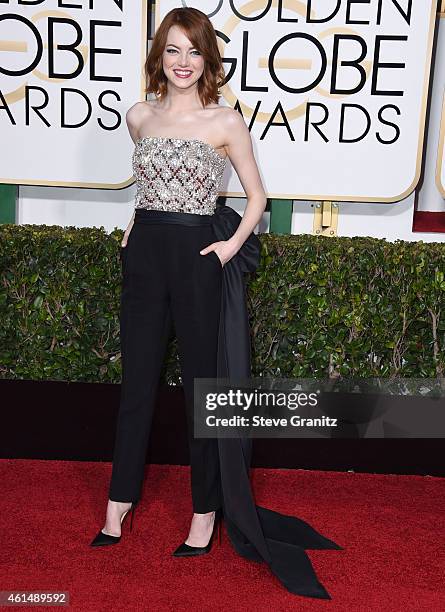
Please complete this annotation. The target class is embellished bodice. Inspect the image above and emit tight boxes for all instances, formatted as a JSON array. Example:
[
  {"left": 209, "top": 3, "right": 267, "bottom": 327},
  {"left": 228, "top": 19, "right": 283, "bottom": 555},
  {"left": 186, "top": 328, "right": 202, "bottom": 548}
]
[{"left": 132, "top": 136, "right": 227, "bottom": 215}]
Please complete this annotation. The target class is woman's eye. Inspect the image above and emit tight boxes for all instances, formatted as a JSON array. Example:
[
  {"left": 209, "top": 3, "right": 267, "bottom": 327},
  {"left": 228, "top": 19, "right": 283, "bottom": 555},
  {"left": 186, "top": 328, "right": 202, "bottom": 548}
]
[{"left": 166, "top": 49, "right": 200, "bottom": 56}]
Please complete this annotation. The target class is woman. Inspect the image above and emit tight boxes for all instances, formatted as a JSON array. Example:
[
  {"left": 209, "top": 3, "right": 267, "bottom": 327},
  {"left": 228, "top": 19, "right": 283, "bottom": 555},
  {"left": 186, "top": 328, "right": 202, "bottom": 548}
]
[{"left": 90, "top": 7, "right": 342, "bottom": 599}]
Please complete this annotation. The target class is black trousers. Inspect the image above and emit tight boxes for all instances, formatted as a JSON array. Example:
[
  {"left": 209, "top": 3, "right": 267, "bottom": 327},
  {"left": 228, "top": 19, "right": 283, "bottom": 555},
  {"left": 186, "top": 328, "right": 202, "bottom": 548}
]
[{"left": 108, "top": 209, "right": 223, "bottom": 513}]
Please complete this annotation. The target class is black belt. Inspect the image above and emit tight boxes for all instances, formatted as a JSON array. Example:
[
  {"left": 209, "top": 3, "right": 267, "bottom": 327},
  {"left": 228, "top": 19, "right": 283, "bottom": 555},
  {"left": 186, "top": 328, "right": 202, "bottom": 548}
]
[{"left": 134, "top": 208, "right": 214, "bottom": 226}]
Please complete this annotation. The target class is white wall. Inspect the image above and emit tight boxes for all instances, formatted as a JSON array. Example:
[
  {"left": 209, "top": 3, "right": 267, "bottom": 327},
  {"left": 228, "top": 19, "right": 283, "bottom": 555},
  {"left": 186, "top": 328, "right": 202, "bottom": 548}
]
[{"left": 292, "top": 194, "right": 445, "bottom": 243}]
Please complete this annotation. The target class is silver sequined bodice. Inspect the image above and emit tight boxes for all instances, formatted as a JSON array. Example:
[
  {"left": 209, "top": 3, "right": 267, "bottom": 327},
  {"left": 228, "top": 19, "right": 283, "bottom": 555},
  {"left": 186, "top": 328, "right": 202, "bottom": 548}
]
[{"left": 132, "top": 136, "right": 227, "bottom": 215}]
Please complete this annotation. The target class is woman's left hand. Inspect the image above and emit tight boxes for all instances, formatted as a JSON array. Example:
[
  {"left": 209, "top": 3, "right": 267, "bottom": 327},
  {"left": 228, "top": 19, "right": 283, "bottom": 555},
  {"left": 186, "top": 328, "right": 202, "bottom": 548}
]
[{"left": 200, "top": 240, "right": 239, "bottom": 267}]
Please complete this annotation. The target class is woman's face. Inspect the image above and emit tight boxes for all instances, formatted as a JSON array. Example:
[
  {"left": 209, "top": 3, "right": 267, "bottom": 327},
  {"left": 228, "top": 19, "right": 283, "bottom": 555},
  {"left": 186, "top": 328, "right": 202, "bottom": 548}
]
[{"left": 162, "top": 25, "right": 205, "bottom": 90}]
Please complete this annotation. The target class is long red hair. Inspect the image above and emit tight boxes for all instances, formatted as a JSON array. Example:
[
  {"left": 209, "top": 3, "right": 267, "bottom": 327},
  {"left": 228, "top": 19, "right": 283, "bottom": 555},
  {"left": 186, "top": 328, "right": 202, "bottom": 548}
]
[{"left": 145, "top": 7, "right": 225, "bottom": 108}]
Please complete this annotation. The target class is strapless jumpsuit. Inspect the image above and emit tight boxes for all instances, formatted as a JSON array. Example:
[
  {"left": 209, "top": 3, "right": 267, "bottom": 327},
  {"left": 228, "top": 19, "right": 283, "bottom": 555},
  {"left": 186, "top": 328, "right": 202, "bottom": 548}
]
[{"left": 107, "top": 135, "right": 343, "bottom": 601}]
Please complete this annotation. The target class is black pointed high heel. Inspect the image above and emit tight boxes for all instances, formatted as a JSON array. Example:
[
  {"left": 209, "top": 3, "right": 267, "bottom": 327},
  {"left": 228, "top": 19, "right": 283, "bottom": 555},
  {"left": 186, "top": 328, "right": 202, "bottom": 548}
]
[
  {"left": 90, "top": 501, "right": 138, "bottom": 547},
  {"left": 172, "top": 507, "right": 223, "bottom": 557}
]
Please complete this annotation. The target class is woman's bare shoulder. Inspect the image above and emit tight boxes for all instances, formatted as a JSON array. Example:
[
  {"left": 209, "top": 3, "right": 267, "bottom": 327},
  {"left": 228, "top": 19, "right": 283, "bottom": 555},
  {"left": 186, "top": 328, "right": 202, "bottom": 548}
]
[
  {"left": 219, "top": 105, "right": 244, "bottom": 127},
  {"left": 125, "top": 101, "right": 156, "bottom": 141},
  {"left": 210, "top": 105, "right": 239, "bottom": 128},
  {"left": 126, "top": 100, "right": 153, "bottom": 128}
]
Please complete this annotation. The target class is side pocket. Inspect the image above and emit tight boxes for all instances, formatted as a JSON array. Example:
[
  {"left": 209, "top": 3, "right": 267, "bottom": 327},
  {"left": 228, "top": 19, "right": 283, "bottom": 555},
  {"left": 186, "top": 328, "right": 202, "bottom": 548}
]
[{"left": 208, "top": 250, "right": 223, "bottom": 268}]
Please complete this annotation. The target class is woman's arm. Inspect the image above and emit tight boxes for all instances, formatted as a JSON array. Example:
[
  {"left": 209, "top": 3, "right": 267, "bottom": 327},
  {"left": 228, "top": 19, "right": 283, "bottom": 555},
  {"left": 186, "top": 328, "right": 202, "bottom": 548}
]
[
  {"left": 121, "top": 103, "right": 146, "bottom": 246},
  {"left": 121, "top": 209, "right": 135, "bottom": 247},
  {"left": 224, "top": 109, "right": 267, "bottom": 248},
  {"left": 200, "top": 109, "right": 267, "bottom": 264}
]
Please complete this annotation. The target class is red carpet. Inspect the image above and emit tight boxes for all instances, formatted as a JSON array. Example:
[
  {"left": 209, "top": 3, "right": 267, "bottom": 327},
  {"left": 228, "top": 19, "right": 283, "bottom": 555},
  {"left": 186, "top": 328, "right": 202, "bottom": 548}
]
[{"left": 1, "top": 460, "right": 444, "bottom": 611}]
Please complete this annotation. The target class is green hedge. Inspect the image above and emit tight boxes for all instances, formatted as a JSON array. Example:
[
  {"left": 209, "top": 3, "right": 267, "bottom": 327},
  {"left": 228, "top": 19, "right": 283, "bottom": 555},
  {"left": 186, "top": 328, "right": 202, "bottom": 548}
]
[{"left": 1, "top": 223, "right": 445, "bottom": 382}]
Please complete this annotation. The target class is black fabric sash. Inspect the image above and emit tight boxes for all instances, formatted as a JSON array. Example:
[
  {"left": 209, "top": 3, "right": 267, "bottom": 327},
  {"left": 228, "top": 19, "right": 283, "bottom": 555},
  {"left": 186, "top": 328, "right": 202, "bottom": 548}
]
[{"left": 134, "top": 204, "right": 343, "bottom": 599}]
